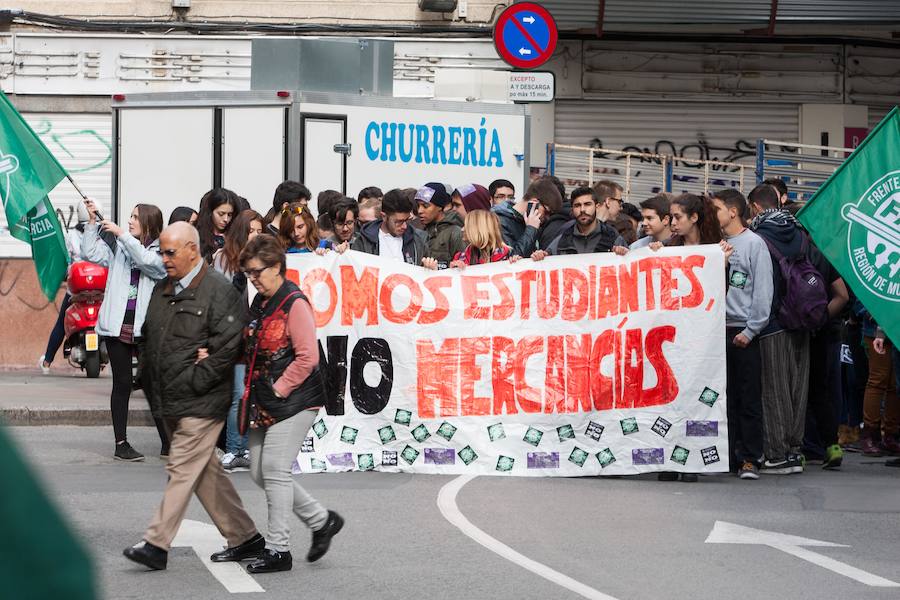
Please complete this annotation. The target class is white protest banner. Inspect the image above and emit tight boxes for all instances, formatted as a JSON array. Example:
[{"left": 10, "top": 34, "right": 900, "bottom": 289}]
[{"left": 286, "top": 245, "right": 728, "bottom": 477}]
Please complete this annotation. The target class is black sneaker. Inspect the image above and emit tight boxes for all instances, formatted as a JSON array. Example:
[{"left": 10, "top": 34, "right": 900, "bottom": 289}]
[
  {"left": 115, "top": 441, "right": 145, "bottom": 462},
  {"left": 760, "top": 457, "right": 792, "bottom": 475},
  {"left": 787, "top": 453, "right": 804, "bottom": 474}
]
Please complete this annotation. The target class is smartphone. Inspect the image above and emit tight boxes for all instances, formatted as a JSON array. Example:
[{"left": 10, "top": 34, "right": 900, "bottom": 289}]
[{"left": 526, "top": 201, "right": 538, "bottom": 216}]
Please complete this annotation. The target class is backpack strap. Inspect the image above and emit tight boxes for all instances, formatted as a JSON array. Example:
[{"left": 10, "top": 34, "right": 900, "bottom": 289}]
[{"left": 761, "top": 236, "right": 784, "bottom": 262}]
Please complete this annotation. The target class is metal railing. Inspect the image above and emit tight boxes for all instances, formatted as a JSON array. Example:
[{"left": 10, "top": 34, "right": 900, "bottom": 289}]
[
  {"left": 547, "top": 143, "right": 752, "bottom": 202},
  {"left": 756, "top": 139, "right": 853, "bottom": 203}
]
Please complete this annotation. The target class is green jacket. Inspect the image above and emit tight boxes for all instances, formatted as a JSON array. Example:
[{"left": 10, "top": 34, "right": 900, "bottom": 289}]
[
  {"left": 140, "top": 262, "right": 245, "bottom": 420},
  {"left": 425, "top": 211, "right": 466, "bottom": 267}
]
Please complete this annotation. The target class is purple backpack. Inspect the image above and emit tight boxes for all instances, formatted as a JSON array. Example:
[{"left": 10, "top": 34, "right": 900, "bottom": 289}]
[{"left": 763, "top": 235, "right": 829, "bottom": 331}]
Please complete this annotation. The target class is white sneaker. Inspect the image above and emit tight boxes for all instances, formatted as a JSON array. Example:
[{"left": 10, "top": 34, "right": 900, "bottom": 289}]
[
  {"left": 220, "top": 452, "right": 236, "bottom": 467},
  {"left": 38, "top": 355, "right": 50, "bottom": 375}
]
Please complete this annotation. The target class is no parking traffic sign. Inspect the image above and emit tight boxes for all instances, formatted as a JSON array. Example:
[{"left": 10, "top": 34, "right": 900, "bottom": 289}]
[{"left": 493, "top": 2, "right": 558, "bottom": 70}]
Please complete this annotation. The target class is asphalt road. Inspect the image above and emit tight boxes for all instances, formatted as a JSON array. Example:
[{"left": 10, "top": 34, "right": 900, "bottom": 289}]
[{"left": 7, "top": 425, "right": 900, "bottom": 600}]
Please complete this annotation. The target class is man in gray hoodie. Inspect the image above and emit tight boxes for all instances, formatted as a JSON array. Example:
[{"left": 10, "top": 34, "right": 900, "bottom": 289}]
[{"left": 712, "top": 189, "right": 773, "bottom": 480}]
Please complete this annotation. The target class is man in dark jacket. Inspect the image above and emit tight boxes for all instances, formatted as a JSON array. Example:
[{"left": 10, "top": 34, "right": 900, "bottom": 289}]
[
  {"left": 415, "top": 182, "right": 465, "bottom": 268},
  {"left": 492, "top": 178, "right": 561, "bottom": 257},
  {"left": 351, "top": 188, "right": 430, "bottom": 265},
  {"left": 124, "top": 222, "right": 263, "bottom": 571},
  {"left": 544, "top": 186, "right": 626, "bottom": 255}
]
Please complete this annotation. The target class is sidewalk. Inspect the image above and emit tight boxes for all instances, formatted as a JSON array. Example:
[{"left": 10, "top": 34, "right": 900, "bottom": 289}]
[{"left": 0, "top": 368, "right": 154, "bottom": 426}]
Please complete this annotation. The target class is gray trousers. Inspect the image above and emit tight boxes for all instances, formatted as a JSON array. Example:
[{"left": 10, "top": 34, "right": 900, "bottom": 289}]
[
  {"left": 248, "top": 409, "right": 329, "bottom": 552},
  {"left": 760, "top": 330, "right": 810, "bottom": 460}
]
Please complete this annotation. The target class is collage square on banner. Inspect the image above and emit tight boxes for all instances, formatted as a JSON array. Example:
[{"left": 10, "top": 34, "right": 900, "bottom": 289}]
[{"left": 289, "top": 246, "right": 728, "bottom": 476}]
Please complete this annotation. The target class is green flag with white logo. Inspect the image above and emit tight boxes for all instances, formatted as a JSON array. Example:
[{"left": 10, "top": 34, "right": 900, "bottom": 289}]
[
  {"left": 797, "top": 106, "right": 900, "bottom": 343},
  {"left": 0, "top": 91, "right": 69, "bottom": 301}
]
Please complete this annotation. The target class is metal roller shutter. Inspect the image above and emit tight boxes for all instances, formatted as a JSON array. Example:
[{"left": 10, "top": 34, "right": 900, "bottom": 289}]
[
  {"left": 0, "top": 113, "right": 112, "bottom": 258},
  {"left": 554, "top": 100, "right": 799, "bottom": 200}
]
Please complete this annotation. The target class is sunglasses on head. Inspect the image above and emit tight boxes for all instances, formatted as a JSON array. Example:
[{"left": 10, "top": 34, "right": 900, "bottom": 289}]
[{"left": 283, "top": 205, "right": 305, "bottom": 216}]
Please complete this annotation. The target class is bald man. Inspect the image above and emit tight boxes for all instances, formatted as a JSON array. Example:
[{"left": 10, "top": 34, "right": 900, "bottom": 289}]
[{"left": 124, "top": 222, "right": 265, "bottom": 571}]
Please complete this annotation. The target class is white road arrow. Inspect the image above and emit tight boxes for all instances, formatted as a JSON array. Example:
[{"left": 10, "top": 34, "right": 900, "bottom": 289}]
[
  {"left": 518, "top": 47, "right": 532, "bottom": 56},
  {"left": 172, "top": 520, "right": 265, "bottom": 594},
  {"left": 705, "top": 521, "right": 899, "bottom": 588},
  {"left": 522, "top": 16, "right": 536, "bottom": 24}
]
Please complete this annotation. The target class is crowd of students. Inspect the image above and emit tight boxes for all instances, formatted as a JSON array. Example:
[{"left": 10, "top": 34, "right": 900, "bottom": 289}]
[{"left": 40, "top": 174, "right": 899, "bottom": 481}]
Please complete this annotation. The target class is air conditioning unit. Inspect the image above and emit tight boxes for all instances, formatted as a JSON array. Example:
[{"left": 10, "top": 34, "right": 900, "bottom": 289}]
[{"left": 418, "top": 0, "right": 458, "bottom": 12}]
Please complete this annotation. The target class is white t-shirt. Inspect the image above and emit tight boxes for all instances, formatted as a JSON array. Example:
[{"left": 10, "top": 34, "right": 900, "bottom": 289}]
[{"left": 378, "top": 228, "right": 405, "bottom": 262}]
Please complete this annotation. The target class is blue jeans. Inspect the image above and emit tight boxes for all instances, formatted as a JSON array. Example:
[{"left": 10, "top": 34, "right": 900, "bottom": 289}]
[{"left": 226, "top": 364, "right": 249, "bottom": 455}]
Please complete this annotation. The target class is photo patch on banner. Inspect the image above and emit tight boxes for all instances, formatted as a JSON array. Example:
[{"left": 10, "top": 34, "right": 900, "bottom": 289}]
[
  {"left": 699, "top": 387, "right": 720, "bottom": 407},
  {"left": 311, "top": 458, "right": 327, "bottom": 471},
  {"left": 620, "top": 417, "right": 639, "bottom": 435},
  {"left": 401, "top": 445, "right": 420, "bottom": 465},
  {"left": 632, "top": 448, "right": 665, "bottom": 465},
  {"left": 379, "top": 425, "right": 397, "bottom": 444},
  {"left": 328, "top": 452, "right": 354, "bottom": 467},
  {"left": 596, "top": 448, "right": 616, "bottom": 468},
  {"left": 557, "top": 424, "right": 576, "bottom": 441},
  {"left": 382, "top": 450, "right": 398, "bottom": 466},
  {"left": 701, "top": 446, "right": 721, "bottom": 465},
  {"left": 670, "top": 446, "right": 690, "bottom": 465},
  {"left": 496, "top": 456, "right": 515, "bottom": 472},
  {"left": 313, "top": 419, "right": 328, "bottom": 439},
  {"left": 651, "top": 417, "right": 672, "bottom": 438},
  {"left": 569, "top": 447, "right": 589, "bottom": 467},
  {"left": 458, "top": 445, "right": 478, "bottom": 465},
  {"left": 488, "top": 423, "right": 507, "bottom": 442},
  {"left": 585, "top": 421, "right": 605, "bottom": 441},
  {"left": 436, "top": 422, "right": 458, "bottom": 441},
  {"left": 301, "top": 436, "right": 315, "bottom": 453},
  {"left": 340, "top": 426, "right": 358, "bottom": 444},
  {"left": 358, "top": 453, "right": 375, "bottom": 471},
  {"left": 394, "top": 409, "right": 413, "bottom": 426},
  {"left": 686, "top": 420, "right": 719, "bottom": 436},
  {"left": 524, "top": 427, "right": 544, "bottom": 446},
  {"left": 528, "top": 452, "right": 559, "bottom": 469},
  {"left": 412, "top": 424, "right": 431, "bottom": 443},
  {"left": 425, "top": 448, "right": 455, "bottom": 465}
]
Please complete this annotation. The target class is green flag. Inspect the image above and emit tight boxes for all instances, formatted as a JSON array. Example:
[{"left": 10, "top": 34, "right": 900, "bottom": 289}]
[
  {"left": 797, "top": 106, "right": 900, "bottom": 343},
  {"left": 0, "top": 423, "right": 97, "bottom": 599},
  {"left": 0, "top": 91, "right": 69, "bottom": 300}
]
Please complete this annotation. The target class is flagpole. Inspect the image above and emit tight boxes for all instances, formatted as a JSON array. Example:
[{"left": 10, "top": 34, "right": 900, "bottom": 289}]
[{"left": 66, "top": 173, "right": 88, "bottom": 200}]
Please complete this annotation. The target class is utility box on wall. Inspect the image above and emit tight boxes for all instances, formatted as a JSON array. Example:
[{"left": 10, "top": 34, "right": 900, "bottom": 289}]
[{"left": 251, "top": 38, "right": 394, "bottom": 96}]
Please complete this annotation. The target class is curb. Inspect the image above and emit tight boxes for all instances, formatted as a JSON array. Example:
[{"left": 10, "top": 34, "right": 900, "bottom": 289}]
[{"left": 1, "top": 408, "right": 155, "bottom": 426}]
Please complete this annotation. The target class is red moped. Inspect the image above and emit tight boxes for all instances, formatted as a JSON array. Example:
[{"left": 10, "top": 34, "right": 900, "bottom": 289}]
[{"left": 63, "top": 260, "right": 109, "bottom": 378}]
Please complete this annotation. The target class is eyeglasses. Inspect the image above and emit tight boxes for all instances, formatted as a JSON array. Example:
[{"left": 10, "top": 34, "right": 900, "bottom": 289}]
[
  {"left": 389, "top": 215, "right": 412, "bottom": 225},
  {"left": 335, "top": 219, "right": 356, "bottom": 229},
  {"left": 156, "top": 242, "right": 191, "bottom": 257},
  {"left": 606, "top": 197, "right": 624, "bottom": 205},
  {"left": 242, "top": 266, "right": 271, "bottom": 279}
]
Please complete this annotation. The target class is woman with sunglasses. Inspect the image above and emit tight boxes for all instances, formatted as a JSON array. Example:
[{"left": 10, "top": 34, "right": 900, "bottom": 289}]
[
  {"left": 235, "top": 234, "right": 344, "bottom": 573},
  {"left": 81, "top": 200, "right": 170, "bottom": 462}
]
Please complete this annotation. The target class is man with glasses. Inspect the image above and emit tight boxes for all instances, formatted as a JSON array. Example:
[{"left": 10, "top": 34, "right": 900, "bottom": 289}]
[
  {"left": 327, "top": 198, "right": 360, "bottom": 248},
  {"left": 593, "top": 179, "right": 624, "bottom": 224},
  {"left": 489, "top": 179, "right": 515, "bottom": 206},
  {"left": 124, "top": 221, "right": 263, "bottom": 571},
  {"left": 351, "top": 188, "right": 431, "bottom": 266}
]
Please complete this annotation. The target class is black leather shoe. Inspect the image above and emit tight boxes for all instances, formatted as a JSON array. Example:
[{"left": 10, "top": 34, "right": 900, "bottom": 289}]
[
  {"left": 210, "top": 533, "right": 265, "bottom": 562},
  {"left": 123, "top": 541, "right": 167, "bottom": 570},
  {"left": 307, "top": 510, "right": 344, "bottom": 562},
  {"left": 246, "top": 549, "right": 292, "bottom": 573},
  {"left": 680, "top": 473, "right": 699, "bottom": 483}
]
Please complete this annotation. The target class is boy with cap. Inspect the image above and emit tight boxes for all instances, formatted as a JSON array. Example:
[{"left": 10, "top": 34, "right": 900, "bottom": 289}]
[{"left": 415, "top": 183, "right": 466, "bottom": 269}]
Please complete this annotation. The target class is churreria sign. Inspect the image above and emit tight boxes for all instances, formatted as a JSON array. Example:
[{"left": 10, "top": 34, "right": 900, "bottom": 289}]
[
  {"left": 841, "top": 169, "right": 900, "bottom": 301},
  {"left": 364, "top": 117, "right": 504, "bottom": 167}
]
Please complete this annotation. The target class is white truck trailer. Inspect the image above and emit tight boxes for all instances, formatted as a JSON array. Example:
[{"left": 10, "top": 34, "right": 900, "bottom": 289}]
[{"left": 111, "top": 90, "right": 530, "bottom": 222}]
